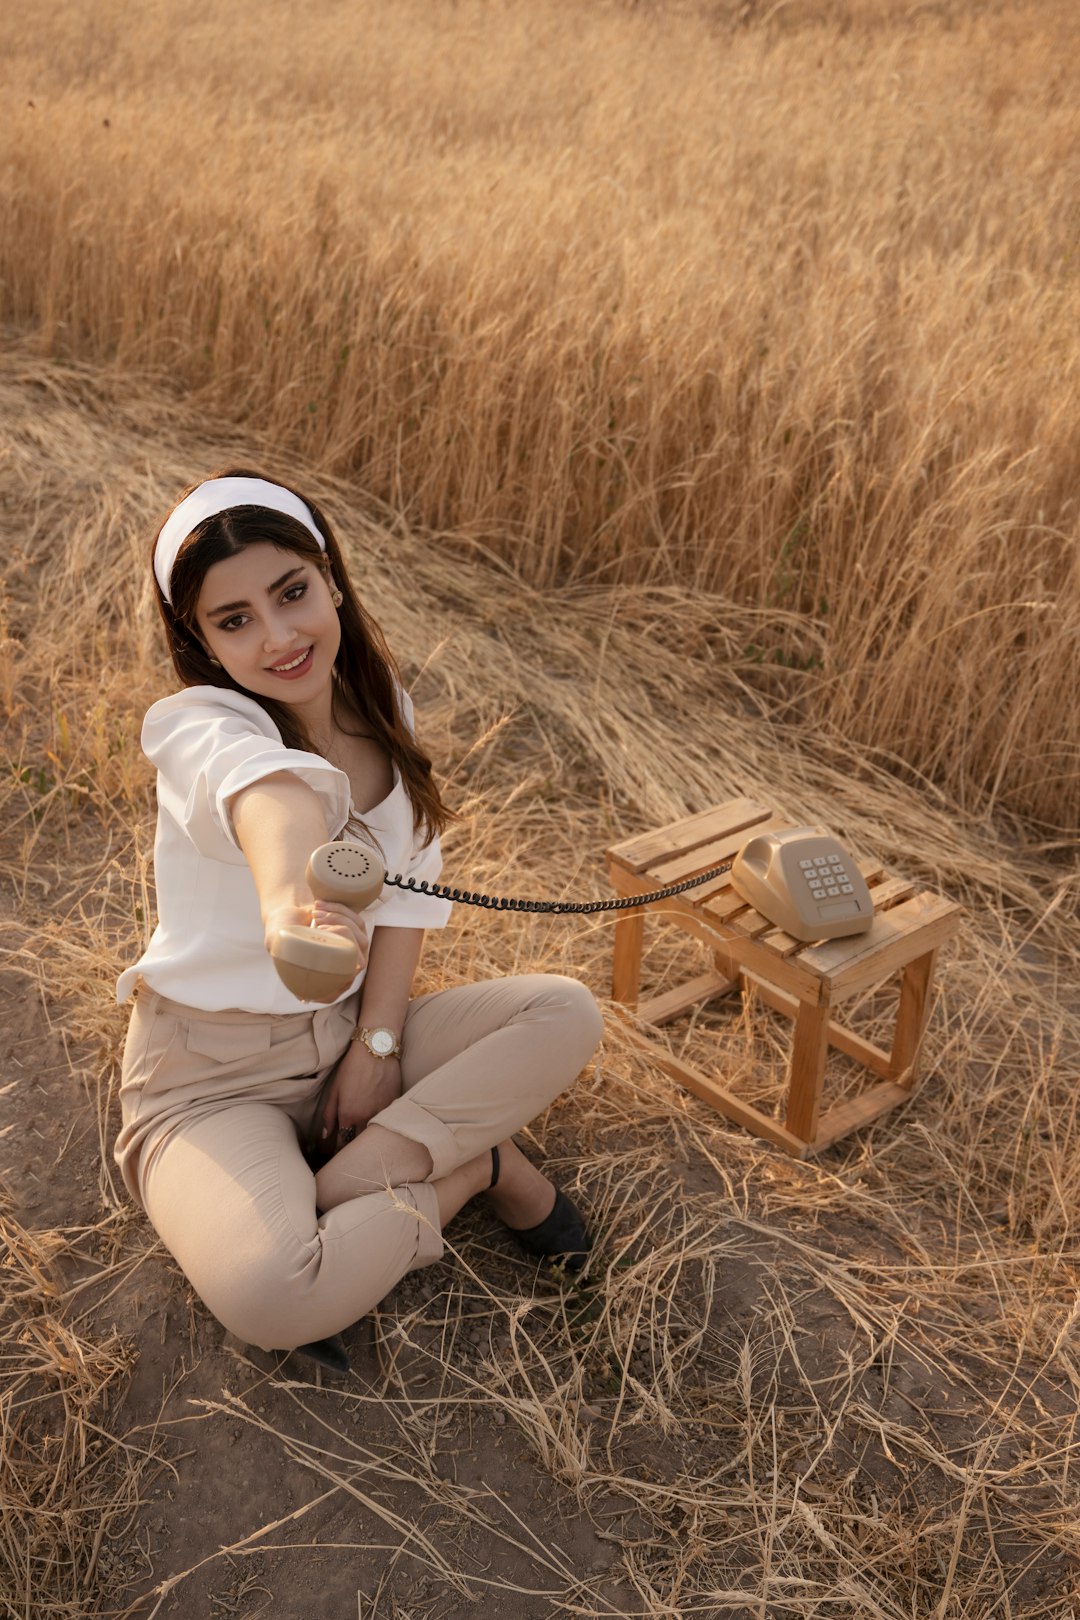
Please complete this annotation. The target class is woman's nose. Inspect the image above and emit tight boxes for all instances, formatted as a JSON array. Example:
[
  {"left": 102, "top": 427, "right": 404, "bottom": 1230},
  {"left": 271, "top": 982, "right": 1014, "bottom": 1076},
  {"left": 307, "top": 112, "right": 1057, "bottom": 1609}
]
[{"left": 262, "top": 615, "right": 297, "bottom": 653}]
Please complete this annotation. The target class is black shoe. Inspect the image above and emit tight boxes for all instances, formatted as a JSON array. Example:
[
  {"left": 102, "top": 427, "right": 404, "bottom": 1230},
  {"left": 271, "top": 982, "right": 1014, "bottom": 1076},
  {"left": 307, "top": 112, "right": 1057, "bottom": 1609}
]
[
  {"left": 489, "top": 1149, "right": 592, "bottom": 1274},
  {"left": 287, "top": 1333, "right": 350, "bottom": 1376},
  {"left": 509, "top": 1187, "right": 592, "bottom": 1274}
]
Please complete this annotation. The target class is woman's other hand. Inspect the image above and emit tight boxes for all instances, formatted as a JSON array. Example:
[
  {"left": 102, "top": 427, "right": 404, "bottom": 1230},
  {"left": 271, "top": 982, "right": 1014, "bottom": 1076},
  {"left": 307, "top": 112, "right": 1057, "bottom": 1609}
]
[{"left": 319, "top": 1042, "right": 402, "bottom": 1151}]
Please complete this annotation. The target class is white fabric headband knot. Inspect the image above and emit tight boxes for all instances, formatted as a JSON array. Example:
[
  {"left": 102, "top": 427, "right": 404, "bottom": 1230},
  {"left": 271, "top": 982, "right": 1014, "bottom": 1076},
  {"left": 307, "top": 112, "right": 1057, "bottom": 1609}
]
[{"left": 154, "top": 477, "right": 325, "bottom": 605}]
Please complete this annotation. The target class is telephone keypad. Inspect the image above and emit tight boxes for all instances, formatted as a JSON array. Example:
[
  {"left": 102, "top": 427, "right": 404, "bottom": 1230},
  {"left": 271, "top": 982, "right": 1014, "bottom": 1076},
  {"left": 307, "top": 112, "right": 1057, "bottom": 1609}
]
[{"left": 802, "top": 849, "right": 853, "bottom": 910}]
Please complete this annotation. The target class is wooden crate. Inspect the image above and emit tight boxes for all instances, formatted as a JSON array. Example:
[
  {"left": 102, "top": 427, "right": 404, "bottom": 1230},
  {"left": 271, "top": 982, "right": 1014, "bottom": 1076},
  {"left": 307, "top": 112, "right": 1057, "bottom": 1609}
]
[{"left": 606, "top": 797, "right": 961, "bottom": 1158}]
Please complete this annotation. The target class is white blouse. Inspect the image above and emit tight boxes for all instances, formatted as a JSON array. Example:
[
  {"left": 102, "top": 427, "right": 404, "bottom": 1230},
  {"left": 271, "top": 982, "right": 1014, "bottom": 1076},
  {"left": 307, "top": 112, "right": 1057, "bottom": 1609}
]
[{"left": 116, "top": 686, "right": 453, "bottom": 1013}]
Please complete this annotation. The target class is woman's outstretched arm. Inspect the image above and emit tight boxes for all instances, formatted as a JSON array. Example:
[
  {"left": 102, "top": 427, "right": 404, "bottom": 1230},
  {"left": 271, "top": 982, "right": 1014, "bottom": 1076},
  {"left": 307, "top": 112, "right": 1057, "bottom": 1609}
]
[{"left": 230, "top": 772, "right": 368, "bottom": 963}]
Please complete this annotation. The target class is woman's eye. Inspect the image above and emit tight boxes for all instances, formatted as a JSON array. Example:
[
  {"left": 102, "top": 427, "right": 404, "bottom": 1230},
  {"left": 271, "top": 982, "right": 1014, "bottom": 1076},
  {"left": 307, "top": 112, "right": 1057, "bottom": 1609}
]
[
  {"left": 283, "top": 584, "right": 307, "bottom": 603},
  {"left": 220, "top": 615, "right": 247, "bottom": 632}
]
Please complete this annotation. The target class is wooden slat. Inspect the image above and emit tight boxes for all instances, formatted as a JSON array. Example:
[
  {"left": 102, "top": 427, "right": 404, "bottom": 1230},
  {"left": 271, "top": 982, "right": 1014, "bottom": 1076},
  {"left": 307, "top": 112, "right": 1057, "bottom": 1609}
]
[
  {"left": 810, "top": 1080, "right": 916, "bottom": 1154},
  {"left": 644, "top": 814, "right": 789, "bottom": 887},
  {"left": 607, "top": 798, "right": 771, "bottom": 873},
  {"left": 868, "top": 875, "right": 916, "bottom": 911},
  {"left": 800, "top": 892, "right": 961, "bottom": 996},
  {"left": 637, "top": 970, "right": 737, "bottom": 1027},
  {"left": 722, "top": 904, "right": 777, "bottom": 940},
  {"left": 617, "top": 1020, "right": 810, "bottom": 1158},
  {"left": 758, "top": 927, "right": 806, "bottom": 957},
  {"left": 702, "top": 886, "right": 760, "bottom": 925}
]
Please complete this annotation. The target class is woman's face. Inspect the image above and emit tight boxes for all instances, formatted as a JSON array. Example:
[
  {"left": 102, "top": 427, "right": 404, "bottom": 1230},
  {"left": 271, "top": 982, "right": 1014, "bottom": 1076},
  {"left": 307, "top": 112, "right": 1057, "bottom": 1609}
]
[{"left": 194, "top": 542, "right": 341, "bottom": 716}]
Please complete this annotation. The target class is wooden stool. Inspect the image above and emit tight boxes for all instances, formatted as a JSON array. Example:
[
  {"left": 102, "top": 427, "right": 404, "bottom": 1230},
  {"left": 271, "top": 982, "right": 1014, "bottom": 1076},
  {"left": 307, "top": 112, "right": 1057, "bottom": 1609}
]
[{"left": 606, "top": 797, "right": 961, "bottom": 1158}]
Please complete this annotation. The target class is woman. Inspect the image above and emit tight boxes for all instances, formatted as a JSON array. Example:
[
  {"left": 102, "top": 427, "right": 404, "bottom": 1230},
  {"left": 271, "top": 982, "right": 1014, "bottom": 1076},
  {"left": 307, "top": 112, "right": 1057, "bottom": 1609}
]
[{"left": 115, "top": 470, "right": 603, "bottom": 1374}]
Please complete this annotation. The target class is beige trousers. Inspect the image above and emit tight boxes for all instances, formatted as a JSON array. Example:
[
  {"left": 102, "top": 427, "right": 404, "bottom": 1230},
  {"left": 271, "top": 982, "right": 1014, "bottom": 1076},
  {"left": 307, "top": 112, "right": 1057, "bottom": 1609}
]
[{"left": 115, "top": 974, "right": 603, "bottom": 1350}]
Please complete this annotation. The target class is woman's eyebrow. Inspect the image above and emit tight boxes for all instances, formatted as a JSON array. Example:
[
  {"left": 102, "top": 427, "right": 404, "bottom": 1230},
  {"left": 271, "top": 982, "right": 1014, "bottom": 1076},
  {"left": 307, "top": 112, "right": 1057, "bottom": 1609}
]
[{"left": 206, "top": 566, "right": 306, "bottom": 618}]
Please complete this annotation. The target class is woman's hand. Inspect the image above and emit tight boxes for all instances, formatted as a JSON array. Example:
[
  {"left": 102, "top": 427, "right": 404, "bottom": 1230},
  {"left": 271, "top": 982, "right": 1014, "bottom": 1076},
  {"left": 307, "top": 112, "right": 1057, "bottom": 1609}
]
[
  {"left": 319, "top": 1041, "right": 402, "bottom": 1152},
  {"left": 265, "top": 901, "right": 370, "bottom": 969}
]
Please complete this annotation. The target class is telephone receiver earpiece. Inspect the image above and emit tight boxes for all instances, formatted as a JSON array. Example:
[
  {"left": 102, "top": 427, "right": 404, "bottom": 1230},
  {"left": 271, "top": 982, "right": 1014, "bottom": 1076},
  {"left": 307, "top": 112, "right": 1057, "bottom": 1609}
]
[{"left": 268, "top": 840, "right": 388, "bottom": 1003}]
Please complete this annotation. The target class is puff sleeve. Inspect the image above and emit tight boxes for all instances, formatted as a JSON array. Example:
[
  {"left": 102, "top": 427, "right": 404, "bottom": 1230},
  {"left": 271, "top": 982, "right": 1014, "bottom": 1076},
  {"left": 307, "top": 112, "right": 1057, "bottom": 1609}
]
[{"left": 142, "top": 687, "right": 351, "bottom": 861}]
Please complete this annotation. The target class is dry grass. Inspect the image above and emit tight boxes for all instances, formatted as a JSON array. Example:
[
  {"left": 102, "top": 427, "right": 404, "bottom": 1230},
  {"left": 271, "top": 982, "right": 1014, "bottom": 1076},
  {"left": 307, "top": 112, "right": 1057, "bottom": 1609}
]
[
  {"left": 1, "top": 0, "right": 1079, "bottom": 1612},
  {"left": 1, "top": 0, "right": 1079, "bottom": 826},
  {"left": 1, "top": 342, "right": 1078, "bottom": 1615}
]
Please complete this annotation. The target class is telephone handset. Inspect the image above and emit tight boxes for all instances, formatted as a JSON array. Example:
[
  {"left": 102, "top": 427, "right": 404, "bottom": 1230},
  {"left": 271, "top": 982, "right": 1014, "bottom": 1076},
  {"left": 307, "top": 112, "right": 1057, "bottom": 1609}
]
[
  {"left": 268, "top": 843, "right": 385, "bottom": 1003},
  {"left": 269, "top": 826, "right": 875, "bottom": 1002}
]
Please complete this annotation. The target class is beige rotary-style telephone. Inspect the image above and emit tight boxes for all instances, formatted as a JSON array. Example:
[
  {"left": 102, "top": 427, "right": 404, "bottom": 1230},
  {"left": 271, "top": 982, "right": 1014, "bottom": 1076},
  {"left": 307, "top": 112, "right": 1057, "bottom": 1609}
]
[
  {"left": 269, "top": 826, "right": 875, "bottom": 1003},
  {"left": 730, "top": 827, "right": 874, "bottom": 940}
]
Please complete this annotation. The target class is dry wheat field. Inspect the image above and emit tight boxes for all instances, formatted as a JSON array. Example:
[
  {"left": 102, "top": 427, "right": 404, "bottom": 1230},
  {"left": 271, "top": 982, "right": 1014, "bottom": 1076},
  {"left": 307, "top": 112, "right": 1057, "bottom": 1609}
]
[{"left": 2, "top": 0, "right": 1079, "bottom": 1616}]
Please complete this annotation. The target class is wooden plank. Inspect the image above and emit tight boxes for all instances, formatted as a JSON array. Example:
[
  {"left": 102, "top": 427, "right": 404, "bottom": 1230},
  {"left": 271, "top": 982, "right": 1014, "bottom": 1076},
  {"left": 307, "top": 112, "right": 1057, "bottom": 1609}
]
[
  {"left": 759, "top": 927, "right": 806, "bottom": 957},
  {"left": 645, "top": 814, "right": 789, "bottom": 886},
  {"left": 741, "top": 973, "right": 894, "bottom": 1078},
  {"left": 618, "top": 1020, "right": 810, "bottom": 1157},
  {"left": 800, "top": 892, "right": 961, "bottom": 997},
  {"left": 868, "top": 875, "right": 916, "bottom": 911},
  {"left": 637, "top": 970, "right": 737, "bottom": 1027},
  {"left": 889, "top": 948, "right": 938, "bottom": 1086},
  {"left": 703, "top": 887, "right": 763, "bottom": 925},
  {"left": 606, "top": 798, "right": 771, "bottom": 873},
  {"left": 809, "top": 1080, "right": 915, "bottom": 1154},
  {"left": 785, "top": 1000, "right": 830, "bottom": 1142},
  {"left": 611, "top": 908, "right": 645, "bottom": 1007},
  {"left": 722, "top": 904, "right": 777, "bottom": 941}
]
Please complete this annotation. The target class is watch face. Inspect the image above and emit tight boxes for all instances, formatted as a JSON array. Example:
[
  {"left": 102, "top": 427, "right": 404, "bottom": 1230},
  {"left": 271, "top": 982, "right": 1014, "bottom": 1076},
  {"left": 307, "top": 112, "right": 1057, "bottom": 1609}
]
[{"left": 369, "top": 1029, "right": 396, "bottom": 1056}]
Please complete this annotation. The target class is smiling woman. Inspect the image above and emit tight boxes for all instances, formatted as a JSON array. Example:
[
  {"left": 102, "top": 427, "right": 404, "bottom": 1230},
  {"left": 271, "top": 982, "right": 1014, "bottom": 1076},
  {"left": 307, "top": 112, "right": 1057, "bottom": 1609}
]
[{"left": 113, "top": 469, "right": 604, "bottom": 1375}]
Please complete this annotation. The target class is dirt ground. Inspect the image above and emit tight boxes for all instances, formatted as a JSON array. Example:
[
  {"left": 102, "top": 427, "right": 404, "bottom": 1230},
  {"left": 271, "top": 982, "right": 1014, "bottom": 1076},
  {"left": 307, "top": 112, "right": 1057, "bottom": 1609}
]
[{"left": 5, "top": 953, "right": 1077, "bottom": 1619}]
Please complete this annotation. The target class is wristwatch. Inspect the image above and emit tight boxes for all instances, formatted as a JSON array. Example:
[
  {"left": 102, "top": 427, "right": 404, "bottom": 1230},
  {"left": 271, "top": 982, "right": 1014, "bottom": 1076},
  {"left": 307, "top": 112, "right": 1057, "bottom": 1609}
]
[{"left": 352, "top": 1025, "right": 401, "bottom": 1059}]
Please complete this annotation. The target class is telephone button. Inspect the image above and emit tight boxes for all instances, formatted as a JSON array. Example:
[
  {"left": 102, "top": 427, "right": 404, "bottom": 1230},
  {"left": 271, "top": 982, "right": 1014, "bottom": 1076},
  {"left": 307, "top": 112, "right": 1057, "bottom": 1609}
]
[
  {"left": 826, "top": 885, "right": 840, "bottom": 896},
  {"left": 813, "top": 856, "right": 828, "bottom": 867},
  {"left": 840, "top": 884, "right": 854, "bottom": 894},
  {"left": 799, "top": 859, "right": 814, "bottom": 869}
]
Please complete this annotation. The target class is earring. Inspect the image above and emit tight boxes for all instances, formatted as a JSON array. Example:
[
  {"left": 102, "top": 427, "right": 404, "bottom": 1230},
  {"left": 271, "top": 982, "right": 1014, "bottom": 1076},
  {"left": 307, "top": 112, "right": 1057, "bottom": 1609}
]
[
  {"left": 331, "top": 588, "right": 343, "bottom": 607},
  {"left": 208, "top": 654, "right": 221, "bottom": 666}
]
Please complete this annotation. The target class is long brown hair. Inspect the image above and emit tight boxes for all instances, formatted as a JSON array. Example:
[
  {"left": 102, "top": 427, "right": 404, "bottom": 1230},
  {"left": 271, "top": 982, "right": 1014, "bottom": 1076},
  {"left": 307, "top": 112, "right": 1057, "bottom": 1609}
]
[{"left": 153, "top": 467, "right": 455, "bottom": 844}]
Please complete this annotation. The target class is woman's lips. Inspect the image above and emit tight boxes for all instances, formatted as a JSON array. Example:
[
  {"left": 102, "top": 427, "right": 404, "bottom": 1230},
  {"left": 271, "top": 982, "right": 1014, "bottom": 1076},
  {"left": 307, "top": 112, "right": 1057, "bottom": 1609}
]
[{"left": 267, "top": 646, "right": 314, "bottom": 680}]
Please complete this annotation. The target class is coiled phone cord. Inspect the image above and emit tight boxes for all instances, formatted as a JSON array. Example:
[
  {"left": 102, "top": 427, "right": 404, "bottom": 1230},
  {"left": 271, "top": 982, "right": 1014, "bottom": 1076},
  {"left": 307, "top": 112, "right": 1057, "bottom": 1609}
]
[{"left": 383, "top": 859, "right": 734, "bottom": 916}]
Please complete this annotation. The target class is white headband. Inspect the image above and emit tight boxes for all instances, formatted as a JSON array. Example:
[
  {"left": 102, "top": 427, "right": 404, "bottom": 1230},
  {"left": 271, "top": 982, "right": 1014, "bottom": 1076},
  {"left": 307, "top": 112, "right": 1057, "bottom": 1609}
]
[{"left": 154, "top": 476, "right": 325, "bottom": 605}]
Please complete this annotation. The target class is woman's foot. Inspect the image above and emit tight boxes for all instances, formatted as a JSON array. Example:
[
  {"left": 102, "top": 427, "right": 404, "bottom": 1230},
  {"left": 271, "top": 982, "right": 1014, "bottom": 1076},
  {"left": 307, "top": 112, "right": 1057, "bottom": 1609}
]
[
  {"left": 485, "top": 1139, "right": 591, "bottom": 1273},
  {"left": 484, "top": 1138, "right": 558, "bottom": 1227},
  {"left": 283, "top": 1333, "right": 350, "bottom": 1377}
]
